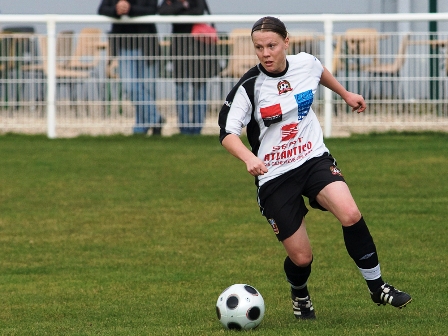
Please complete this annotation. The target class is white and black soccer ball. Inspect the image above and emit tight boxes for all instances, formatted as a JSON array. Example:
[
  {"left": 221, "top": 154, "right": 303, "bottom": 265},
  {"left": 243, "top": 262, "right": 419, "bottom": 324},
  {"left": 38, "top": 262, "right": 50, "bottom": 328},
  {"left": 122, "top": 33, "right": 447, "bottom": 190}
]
[{"left": 216, "top": 284, "right": 265, "bottom": 330}]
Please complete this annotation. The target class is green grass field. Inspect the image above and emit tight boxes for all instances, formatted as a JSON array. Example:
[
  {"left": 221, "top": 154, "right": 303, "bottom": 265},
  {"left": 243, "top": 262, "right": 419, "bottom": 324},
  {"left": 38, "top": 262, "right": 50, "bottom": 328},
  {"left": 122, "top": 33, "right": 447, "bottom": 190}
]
[{"left": 0, "top": 132, "right": 447, "bottom": 335}]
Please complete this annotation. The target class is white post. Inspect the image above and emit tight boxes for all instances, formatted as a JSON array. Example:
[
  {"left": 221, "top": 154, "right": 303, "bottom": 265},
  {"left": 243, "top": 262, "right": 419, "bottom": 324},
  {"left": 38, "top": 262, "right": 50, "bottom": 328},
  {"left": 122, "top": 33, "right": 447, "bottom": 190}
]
[
  {"left": 397, "top": 0, "right": 412, "bottom": 32},
  {"left": 323, "top": 17, "right": 334, "bottom": 138},
  {"left": 46, "top": 16, "right": 57, "bottom": 139}
]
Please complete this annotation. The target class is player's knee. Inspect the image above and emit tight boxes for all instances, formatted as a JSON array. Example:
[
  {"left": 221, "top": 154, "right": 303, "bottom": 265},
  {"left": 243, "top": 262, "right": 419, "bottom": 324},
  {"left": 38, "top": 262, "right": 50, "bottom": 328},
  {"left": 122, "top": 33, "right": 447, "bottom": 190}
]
[
  {"left": 289, "top": 251, "right": 313, "bottom": 267},
  {"left": 340, "top": 207, "right": 362, "bottom": 226}
]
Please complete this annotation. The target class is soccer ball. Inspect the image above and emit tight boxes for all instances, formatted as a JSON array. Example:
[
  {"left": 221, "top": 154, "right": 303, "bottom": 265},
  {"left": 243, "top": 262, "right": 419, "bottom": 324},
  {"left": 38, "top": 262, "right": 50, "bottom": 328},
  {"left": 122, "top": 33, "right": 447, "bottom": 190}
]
[{"left": 216, "top": 284, "right": 265, "bottom": 330}]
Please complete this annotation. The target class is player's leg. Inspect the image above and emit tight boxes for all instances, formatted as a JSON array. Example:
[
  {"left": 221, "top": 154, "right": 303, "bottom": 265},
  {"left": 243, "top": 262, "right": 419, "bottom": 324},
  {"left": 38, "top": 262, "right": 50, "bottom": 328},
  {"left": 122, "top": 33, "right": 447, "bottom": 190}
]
[
  {"left": 259, "top": 176, "right": 315, "bottom": 319},
  {"left": 316, "top": 181, "right": 411, "bottom": 308},
  {"left": 282, "top": 220, "right": 315, "bottom": 319},
  {"left": 316, "top": 181, "right": 382, "bottom": 288},
  {"left": 314, "top": 180, "right": 360, "bottom": 226},
  {"left": 282, "top": 218, "right": 312, "bottom": 266}
]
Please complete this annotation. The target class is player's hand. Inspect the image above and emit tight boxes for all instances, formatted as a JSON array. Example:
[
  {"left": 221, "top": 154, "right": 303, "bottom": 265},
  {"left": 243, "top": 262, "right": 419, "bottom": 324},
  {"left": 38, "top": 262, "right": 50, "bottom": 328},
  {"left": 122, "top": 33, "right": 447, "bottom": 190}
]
[
  {"left": 245, "top": 157, "right": 268, "bottom": 177},
  {"left": 344, "top": 92, "right": 366, "bottom": 113}
]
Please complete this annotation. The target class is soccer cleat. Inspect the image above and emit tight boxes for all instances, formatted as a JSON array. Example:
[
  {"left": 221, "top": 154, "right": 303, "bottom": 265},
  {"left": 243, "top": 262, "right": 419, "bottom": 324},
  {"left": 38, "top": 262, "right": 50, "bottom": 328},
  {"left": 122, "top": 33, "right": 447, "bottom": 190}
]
[
  {"left": 292, "top": 294, "right": 316, "bottom": 319},
  {"left": 370, "top": 283, "right": 412, "bottom": 308}
]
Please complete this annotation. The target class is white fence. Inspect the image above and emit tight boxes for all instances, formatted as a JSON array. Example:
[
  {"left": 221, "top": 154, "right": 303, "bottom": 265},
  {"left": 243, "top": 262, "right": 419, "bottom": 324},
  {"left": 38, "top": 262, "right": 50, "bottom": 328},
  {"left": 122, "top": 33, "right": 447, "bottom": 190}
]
[{"left": 1, "top": 13, "right": 448, "bottom": 138}]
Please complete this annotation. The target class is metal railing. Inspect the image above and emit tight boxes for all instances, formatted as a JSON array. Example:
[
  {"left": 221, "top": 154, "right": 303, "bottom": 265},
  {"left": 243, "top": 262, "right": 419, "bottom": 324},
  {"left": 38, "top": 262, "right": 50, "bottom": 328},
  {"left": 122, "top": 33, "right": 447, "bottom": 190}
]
[{"left": 1, "top": 13, "right": 448, "bottom": 138}]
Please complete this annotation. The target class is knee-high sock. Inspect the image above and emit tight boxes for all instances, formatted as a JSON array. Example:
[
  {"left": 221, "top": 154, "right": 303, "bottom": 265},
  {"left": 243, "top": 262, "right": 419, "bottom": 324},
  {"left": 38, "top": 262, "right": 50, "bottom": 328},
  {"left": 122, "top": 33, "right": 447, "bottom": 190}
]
[
  {"left": 342, "top": 217, "right": 384, "bottom": 291},
  {"left": 284, "top": 256, "right": 312, "bottom": 298}
]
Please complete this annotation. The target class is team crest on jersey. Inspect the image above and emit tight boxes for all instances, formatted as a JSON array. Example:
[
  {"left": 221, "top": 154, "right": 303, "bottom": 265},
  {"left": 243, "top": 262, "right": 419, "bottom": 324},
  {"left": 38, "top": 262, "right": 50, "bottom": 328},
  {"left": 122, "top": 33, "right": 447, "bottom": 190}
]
[
  {"left": 281, "top": 123, "right": 299, "bottom": 141},
  {"left": 330, "top": 165, "right": 343, "bottom": 176},
  {"left": 260, "top": 103, "right": 282, "bottom": 127},
  {"left": 268, "top": 218, "right": 279, "bottom": 235},
  {"left": 277, "top": 80, "right": 293, "bottom": 95}
]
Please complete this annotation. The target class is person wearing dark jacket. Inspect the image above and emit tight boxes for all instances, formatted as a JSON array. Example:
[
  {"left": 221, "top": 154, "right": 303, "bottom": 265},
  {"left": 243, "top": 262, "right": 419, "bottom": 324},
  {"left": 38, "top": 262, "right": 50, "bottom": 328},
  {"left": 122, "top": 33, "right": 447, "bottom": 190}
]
[
  {"left": 159, "top": 0, "right": 218, "bottom": 135},
  {"left": 98, "top": 0, "right": 164, "bottom": 135}
]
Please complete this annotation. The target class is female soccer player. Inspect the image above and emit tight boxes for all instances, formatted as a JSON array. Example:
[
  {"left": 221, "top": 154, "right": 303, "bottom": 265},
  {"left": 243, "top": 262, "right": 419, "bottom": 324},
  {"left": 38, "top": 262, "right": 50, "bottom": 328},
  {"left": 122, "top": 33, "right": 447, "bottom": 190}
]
[{"left": 218, "top": 16, "right": 411, "bottom": 319}]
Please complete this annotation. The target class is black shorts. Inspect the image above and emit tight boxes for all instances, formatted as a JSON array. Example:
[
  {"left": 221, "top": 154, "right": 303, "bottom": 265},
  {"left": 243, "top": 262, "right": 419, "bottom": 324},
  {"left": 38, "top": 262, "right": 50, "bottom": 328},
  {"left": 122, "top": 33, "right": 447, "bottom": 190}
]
[{"left": 258, "top": 153, "right": 345, "bottom": 241}]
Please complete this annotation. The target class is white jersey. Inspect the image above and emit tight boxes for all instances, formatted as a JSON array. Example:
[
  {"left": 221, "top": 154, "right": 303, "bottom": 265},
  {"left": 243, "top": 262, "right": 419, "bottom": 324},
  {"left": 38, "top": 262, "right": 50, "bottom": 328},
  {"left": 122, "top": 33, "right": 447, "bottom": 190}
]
[{"left": 219, "top": 52, "right": 330, "bottom": 187}]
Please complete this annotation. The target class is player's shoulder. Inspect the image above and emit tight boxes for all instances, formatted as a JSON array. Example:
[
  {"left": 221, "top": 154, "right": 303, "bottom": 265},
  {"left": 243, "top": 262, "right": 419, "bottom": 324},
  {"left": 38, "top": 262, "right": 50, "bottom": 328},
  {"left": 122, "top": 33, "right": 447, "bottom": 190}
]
[
  {"left": 240, "top": 65, "right": 262, "bottom": 82},
  {"left": 223, "top": 65, "right": 260, "bottom": 103},
  {"left": 235, "top": 65, "right": 262, "bottom": 93},
  {"left": 287, "top": 51, "right": 318, "bottom": 60},
  {"left": 288, "top": 52, "right": 320, "bottom": 64},
  {"left": 287, "top": 52, "right": 323, "bottom": 74}
]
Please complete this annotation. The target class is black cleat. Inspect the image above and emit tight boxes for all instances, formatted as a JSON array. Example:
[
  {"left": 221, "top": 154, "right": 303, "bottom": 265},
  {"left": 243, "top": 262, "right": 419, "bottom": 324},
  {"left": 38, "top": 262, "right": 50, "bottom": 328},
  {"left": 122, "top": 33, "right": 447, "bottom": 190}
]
[
  {"left": 292, "top": 295, "right": 316, "bottom": 319},
  {"left": 370, "top": 283, "right": 412, "bottom": 308}
]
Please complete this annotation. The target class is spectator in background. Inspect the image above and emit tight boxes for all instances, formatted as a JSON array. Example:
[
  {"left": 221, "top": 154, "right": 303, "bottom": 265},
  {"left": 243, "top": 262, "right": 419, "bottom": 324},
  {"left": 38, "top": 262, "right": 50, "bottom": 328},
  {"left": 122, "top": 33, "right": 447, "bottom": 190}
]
[
  {"left": 159, "top": 0, "right": 219, "bottom": 135},
  {"left": 98, "top": 0, "right": 164, "bottom": 135}
]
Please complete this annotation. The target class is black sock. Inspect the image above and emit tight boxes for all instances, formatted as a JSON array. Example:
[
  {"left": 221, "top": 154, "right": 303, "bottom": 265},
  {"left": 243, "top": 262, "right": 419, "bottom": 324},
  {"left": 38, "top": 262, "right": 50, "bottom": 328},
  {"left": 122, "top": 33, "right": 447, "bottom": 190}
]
[
  {"left": 284, "top": 256, "right": 312, "bottom": 298},
  {"left": 342, "top": 217, "right": 384, "bottom": 292}
]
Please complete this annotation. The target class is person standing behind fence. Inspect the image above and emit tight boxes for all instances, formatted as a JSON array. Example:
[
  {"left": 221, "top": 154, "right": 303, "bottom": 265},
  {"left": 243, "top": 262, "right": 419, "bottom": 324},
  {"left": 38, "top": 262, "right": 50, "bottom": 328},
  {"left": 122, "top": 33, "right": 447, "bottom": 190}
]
[
  {"left": 159, "top": 0, "right": 219, "bottom": 135},
  {"left": 98, "top": 0, "right": 164, "bottom": 135}
]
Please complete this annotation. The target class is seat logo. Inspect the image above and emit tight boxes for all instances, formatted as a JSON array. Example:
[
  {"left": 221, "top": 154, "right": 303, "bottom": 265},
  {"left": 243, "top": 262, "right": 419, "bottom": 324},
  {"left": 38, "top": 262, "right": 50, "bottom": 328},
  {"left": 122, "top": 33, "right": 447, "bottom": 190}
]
[{"left": 281, "top": 123, "right": 299, "bottom": 141}]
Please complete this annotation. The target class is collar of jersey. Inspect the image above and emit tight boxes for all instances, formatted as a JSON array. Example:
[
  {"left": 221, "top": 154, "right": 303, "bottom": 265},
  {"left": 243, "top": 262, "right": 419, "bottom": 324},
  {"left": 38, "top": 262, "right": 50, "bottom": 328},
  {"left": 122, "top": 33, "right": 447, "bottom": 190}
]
[{"left": 258, "top": 60, "right": 289, "bottom": 78}]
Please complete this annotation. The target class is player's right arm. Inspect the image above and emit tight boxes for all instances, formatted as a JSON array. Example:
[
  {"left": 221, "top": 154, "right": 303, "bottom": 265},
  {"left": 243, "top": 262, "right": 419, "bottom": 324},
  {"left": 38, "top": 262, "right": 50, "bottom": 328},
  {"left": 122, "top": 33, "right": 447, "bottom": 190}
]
[
  {"left": 219, "top": 71, "right": 267, "bottom": 177},
  {"left": 222, "top": 134, "right": 268, "bottom": 177}
]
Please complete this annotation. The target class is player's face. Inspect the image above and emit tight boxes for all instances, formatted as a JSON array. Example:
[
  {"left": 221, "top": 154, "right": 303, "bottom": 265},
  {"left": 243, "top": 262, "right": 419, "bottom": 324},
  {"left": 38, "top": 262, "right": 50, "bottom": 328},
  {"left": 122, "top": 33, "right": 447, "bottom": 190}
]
[{"left": 252, "top": 31, "right": 289, "bottom": 74}]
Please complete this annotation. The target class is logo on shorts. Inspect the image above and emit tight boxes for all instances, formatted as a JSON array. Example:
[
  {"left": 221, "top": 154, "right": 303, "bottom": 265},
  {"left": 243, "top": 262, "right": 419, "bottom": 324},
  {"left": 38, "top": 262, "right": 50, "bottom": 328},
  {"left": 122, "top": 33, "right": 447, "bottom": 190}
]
[
  {"left": 268, "top": 218, "right": 279, "bottom": 235},
  {"left": 330, "top": 165, "right": 343, "bottom": 176},
  {"left": 277, "top": 80, "right": 293, "bottom": 95}
]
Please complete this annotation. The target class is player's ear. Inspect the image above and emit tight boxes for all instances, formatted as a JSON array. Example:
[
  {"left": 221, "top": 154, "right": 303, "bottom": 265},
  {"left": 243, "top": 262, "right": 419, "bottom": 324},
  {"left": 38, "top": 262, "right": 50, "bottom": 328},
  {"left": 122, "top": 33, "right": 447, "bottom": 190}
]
[{"left": 284, "top": 36, "right": 289, "bottom": 50}]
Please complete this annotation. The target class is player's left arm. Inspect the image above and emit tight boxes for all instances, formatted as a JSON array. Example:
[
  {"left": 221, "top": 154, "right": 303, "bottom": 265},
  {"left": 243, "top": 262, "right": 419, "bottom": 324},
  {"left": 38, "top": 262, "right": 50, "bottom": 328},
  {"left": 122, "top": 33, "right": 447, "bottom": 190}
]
[{"left": 319, "top": 67, "right": 366, "bottom": 113}]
